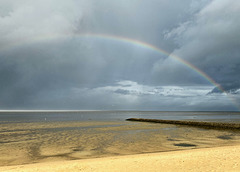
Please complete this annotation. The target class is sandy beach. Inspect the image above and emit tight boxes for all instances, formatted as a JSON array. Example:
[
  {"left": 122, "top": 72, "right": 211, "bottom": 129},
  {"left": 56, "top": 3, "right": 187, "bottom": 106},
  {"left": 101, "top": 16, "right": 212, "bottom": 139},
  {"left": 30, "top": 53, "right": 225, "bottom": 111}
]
[
  {"left": 1, "top": 119, "right": 240, "bottom": 171},
  {"left": 0, "top": 145, "right": 239, "bottom": 172}
]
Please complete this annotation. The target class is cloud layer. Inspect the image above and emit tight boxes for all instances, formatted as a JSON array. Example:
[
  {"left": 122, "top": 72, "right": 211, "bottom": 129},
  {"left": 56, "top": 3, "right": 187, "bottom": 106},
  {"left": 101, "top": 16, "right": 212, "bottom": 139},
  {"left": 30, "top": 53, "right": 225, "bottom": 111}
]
[
  {"left": 159, "top": 0, "right": 240, "bottom": 91},
  {"left": 0, "top": 0, "right": 239, "bottom": 110}
]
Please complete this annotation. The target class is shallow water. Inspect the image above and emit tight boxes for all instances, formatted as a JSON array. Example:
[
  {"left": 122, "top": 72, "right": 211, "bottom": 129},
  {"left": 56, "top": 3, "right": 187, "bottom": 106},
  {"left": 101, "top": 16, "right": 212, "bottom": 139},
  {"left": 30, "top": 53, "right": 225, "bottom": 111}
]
[{"left": 0, "top": 119, "right": 240, "bottom": 166}]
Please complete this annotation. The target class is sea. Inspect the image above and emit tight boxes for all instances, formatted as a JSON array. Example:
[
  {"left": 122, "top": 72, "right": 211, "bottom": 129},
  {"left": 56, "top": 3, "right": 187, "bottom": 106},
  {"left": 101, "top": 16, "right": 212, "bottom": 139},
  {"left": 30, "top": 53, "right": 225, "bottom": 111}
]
[{"left": 1, "top": 111, "right": 240, "bottom": 123}]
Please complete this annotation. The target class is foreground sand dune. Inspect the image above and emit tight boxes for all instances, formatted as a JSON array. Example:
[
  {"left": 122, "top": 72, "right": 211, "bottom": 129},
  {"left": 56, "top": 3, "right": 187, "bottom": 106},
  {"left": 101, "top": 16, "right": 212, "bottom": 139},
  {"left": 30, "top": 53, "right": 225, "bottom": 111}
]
[{"left": 1, "top": 145, "right": 239, "bottom": 172}]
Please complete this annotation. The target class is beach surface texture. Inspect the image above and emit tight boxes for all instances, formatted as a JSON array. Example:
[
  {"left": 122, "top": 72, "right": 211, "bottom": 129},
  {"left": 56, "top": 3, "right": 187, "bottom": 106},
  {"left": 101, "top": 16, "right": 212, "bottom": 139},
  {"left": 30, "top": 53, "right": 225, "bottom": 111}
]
[{"left": 1, "top": 145, "right": 239, "bottom": 172}]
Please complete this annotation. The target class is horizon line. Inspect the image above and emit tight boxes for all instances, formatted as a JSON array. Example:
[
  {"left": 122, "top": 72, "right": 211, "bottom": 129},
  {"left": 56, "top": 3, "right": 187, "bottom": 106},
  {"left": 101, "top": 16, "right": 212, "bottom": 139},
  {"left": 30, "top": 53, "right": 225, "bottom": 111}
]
[{"left": 0, "top": 110, "right": 239, "bottom": 112}]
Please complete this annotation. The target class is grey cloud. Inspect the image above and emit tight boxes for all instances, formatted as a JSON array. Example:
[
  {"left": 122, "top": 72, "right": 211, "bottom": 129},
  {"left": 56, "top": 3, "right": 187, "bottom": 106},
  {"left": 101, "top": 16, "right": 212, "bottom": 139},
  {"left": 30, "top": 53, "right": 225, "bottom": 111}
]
[
  {"left": 0, "top": 38, "right": 160, "bottom": 108},
  {"left": 84, "top": 82, "right": 237, "bottom": 111},
  {"left": 209, "top": 83, "right": 240, "bottom": 94},
  {"left": 114, "top": 89, "right": 131, "bottom": 95},
  {"left": 0, "top": 0, "right": 239, "bottom": 110},
  {"left": 156, "top": 0, "right": 240, "bottom": 92},
  {"left": 0, "top": 0, "right": 91, "bottom": 50},
  {"left": 76, "top": 0, "right": 194, "bottom": 50}
]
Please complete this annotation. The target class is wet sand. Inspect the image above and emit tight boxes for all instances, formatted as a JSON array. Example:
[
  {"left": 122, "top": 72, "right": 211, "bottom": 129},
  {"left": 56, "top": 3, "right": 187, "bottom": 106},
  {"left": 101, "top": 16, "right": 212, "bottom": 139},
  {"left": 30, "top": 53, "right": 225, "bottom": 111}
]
[{"left": 0, "top": 120, "right": 240, "bottom": 169}]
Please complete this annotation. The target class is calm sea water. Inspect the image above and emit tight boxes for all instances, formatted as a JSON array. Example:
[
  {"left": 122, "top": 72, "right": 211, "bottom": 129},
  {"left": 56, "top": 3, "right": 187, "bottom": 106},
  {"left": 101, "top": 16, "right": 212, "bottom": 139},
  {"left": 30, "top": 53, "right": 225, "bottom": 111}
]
[{"left": 0, "top": 111, "right": 240, "bottom": 123}]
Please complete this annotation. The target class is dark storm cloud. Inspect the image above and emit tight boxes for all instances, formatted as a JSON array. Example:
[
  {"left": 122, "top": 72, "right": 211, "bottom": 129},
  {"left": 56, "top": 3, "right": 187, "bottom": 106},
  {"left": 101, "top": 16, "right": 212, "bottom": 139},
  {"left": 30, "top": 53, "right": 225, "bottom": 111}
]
[
  {"left": 0, "top": 38, "right": 157, "bottom": 108},
  {"left": 157, "top": 0, "right": 240, "bottom": 93},
  {"left": 79, "top": 0, "right": 194, "bottom": 50},
  {"left": 0, "top": 0, "right": 239, "bottom": 110}
]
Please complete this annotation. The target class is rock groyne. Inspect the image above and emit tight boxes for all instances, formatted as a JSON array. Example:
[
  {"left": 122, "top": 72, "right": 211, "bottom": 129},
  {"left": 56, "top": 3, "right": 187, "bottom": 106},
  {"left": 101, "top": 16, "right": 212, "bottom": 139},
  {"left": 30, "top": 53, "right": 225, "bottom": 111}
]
[{"left": 126, "top": 118, "right": 240, "bottom": 130}]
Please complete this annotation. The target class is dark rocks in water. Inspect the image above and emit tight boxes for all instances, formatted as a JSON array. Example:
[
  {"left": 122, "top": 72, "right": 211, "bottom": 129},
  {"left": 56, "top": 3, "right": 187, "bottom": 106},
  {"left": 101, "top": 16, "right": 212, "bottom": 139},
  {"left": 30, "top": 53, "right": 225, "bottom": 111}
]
[
  {"left": 126, "top": 118, "right": 240, "bottom": 130},
  {"left": 174, "top": 143, "right": 197, "bottom": 147}
]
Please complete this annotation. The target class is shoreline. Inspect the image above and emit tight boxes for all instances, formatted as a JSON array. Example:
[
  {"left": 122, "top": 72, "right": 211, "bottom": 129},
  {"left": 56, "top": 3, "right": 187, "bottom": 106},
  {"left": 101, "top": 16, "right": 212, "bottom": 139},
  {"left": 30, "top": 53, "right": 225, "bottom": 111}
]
[{"left": 1, "top": 145, "right": 240, "bottom": 172}]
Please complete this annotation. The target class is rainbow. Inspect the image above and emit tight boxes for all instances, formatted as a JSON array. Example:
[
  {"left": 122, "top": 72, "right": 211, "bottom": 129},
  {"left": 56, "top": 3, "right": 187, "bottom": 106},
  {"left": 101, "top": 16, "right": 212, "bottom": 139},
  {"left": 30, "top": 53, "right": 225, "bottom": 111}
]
[
  {"left": 81, "top": 34, "right": 223, "bottom": 89},
  {"left": 80, "top": 34, "right": 240, "bottom": 110},
  {"left": 1, "top": 33, "right": 239, "bottom": 110}
]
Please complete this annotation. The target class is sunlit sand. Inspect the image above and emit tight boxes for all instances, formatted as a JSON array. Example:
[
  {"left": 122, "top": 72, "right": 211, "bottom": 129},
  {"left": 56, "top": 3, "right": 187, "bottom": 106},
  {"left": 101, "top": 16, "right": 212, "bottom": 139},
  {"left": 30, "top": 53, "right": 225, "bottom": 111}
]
[{"left": 0, "top": 145, "right": 240, "bottom": 172}]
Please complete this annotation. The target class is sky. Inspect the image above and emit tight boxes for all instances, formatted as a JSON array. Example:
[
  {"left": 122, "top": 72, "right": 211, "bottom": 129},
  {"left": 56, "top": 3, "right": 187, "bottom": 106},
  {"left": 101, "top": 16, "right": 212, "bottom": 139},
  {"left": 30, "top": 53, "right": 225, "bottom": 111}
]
[{"left": 0, "top": 0, "right": 240, "bottom": 111}]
